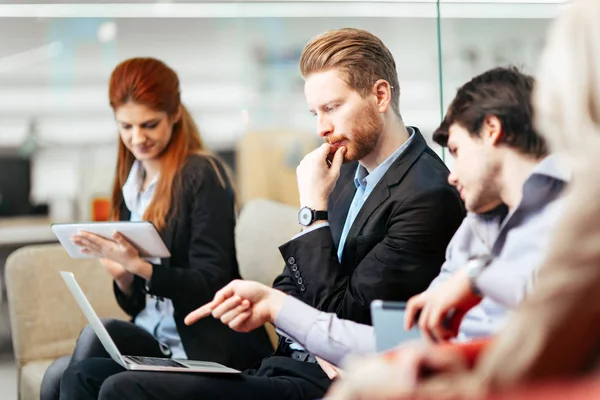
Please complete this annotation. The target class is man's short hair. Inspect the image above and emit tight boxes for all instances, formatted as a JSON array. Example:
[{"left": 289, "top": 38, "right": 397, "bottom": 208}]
[
  {"left": 299, "top": 28, "right": 401, "bottom": 116},
  {"left": 433, "top": 66, "right": 548, "bottom": 158}
]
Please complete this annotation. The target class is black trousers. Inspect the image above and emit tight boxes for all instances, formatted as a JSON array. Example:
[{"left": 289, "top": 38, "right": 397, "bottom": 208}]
[
  {"left": 60, "top": 355, "right": 332, "bottom": 400},
  {"left": 41, "top": 318, "right": 167, "bottom": 400}
]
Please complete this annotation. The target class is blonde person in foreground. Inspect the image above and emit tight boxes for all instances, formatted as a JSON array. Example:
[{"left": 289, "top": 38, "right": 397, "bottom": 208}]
[{"left": 321, "top": 0, "right": 600, "bottom": 399}]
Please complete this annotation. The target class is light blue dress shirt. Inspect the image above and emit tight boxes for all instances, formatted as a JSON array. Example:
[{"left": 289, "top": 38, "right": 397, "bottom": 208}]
[
  {"left": 122, "top": 161, "right": 187, "bottom": 359},
  {"left": 336, "top": 128, "right": 415, "bottom": 262}
]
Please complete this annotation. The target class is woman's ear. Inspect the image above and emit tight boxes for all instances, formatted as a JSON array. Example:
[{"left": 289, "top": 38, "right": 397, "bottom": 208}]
[{"left": 172, "top": 105, "right": 183, "bottom": 124}]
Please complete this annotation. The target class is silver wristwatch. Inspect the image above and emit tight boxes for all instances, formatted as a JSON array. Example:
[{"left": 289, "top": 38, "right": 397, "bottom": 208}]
[{"left": 465, "top": 256, "right": 493, "bottom": 297}]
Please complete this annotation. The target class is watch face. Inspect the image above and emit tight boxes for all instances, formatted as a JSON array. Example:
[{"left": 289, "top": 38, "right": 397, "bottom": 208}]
[
  {"left": 467, "top": 257, "right": 490, "bottom": 278},
  {"left": 298, "top": 207, "right": 313, "bottom": 226}
]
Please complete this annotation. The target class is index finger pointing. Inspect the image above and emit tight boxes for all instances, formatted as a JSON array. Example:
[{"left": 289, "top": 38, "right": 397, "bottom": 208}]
[{"left": 184, "top": 304, "right": 213, "bottom": 325}]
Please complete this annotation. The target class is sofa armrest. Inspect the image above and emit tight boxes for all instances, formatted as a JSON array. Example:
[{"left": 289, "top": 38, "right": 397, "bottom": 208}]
[{"left": 5, "top": 244, "right": 128, "bottom": 367}]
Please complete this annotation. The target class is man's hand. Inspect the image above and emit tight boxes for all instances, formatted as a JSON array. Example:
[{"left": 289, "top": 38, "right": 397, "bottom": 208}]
[
  {"left": 405, "top": 268, "right": 482, "bottom": 343},
  {"left": 325, "top": 345, "right": 470, "bottom": 400},
  {"left": 184, "top": 280, "right": 287, "bottom": 332},
  {"left": 316, "top": 356, "right": 344, "bottom": 380},
  {"left": 296, "top": 144, "right": 346, "bottom": 214}
]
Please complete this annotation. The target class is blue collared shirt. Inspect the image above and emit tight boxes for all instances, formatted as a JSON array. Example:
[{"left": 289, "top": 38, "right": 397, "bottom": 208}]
[
  {"left": 337, "top": 128, "right": 415, "bottom": 261},
  {"left": 122, "top": 161, "right": 187, "bottom": 359}
]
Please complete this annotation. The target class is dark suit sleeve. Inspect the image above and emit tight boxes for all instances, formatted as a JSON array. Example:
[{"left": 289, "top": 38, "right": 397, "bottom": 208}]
[
  {"left": 275, "top": 185, "right": 462, "bottom": 325},
  {"left": 113, "top": 276, "right": 146, "bottom": 318},
  {"left": 142, "top": 160, "right": 237, "bottom": 315}
]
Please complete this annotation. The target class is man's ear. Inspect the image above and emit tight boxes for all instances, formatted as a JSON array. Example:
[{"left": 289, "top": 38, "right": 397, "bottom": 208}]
[
  {"left": 481, "top": 115, "right": 503, "bottom": 145},
  {"left": 372, "top": 79, "right": 392, "bottom": 113}
]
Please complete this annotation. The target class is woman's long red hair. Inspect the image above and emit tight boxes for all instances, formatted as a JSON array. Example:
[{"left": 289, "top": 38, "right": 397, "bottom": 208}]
[{"left": 108, "top": 57, "right": 204, "bottom": 231}]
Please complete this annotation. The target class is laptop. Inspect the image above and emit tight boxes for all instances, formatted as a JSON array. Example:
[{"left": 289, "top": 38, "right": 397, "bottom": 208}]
[{"left": 60, "top": 271, "right": 240, "bottom": 374}]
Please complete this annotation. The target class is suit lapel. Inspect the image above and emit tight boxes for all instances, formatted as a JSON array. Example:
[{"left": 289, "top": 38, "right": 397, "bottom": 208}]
[
  {"left": 342, "top": 129, "right": 428, "bottom": 260},
  {"left": 119, "top": 202, "right": 131, "bottom": 221},
  {"left": 159, "top": 211, "right": 176, "bottom": 267},
  {"left": 330, "top": 162, "right": 358, "bottom": 249}
]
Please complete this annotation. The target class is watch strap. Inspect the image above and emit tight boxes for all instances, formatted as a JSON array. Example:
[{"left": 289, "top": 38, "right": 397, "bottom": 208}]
[{"left": 313, "top": 210, "right": 328, "bottom": 221}]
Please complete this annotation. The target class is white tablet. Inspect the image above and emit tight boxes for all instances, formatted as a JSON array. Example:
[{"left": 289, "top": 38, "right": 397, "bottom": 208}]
[{"left": 51, "top": 221, "right": 171, "bottom": 259}]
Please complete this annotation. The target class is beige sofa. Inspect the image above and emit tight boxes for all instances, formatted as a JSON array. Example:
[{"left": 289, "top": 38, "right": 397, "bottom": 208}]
[{"left": 5, "top": 199, "right": 299, "bottom": 400}]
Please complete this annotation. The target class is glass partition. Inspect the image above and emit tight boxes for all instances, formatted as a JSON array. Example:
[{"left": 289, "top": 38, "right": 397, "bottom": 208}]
[
  {"left": 0, "top": 1, "right": 442, "bottom": 217},
  {"left": 0, "top": 1, "right": 567, "bottom": 219},
  {"left": 437, "top": 0, "right": 565, "bottom": 168}
]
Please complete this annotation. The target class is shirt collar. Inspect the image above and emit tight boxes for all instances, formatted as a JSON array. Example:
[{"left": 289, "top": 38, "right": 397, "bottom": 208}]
[
  {"left": 527, "top": 154, "right": 571, "bottom": 183},
  {"left": 467, "top": 154, "right": 569, "bottom": 223},
  {"left": 122, "top": 161, "right": 159, "bottom": 212},
  {"left": 516, "top": 154, "right": 569, "bottom": 212}
]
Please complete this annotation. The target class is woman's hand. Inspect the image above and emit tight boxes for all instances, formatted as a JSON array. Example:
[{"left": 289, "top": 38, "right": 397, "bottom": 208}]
[
  {"left": 99, "top": 258, "right": 134, "bottom": 295},
  {"left": 99, "top": 258, "right": 130, "bottom": 280},
  {"left": 72, "top": 231, "right": 152, "bottom": 280}
]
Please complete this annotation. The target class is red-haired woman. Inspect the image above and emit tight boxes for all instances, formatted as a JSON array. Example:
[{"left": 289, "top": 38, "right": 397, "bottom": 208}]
[{"left": 40, "top": 57, "right": 272, "bottom": 399}]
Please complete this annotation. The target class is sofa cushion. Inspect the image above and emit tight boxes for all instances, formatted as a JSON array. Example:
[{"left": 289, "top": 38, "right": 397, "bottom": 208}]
[
  {"left": 5, "top": 244, "right": 127, "bottom": 365},
  {"left": 236, "top": 199, "right": 299, "bottom": 286},
  {"left": 20, "top": 359, "right": 54, "bottom": 400}
]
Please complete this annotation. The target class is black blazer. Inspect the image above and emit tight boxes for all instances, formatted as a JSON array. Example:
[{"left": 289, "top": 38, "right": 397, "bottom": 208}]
[
  {"left": 113, "top": 154, "right": 272, "bottom": 370},
  {"left": 274, "top": 128, "right": 465, "bottom": 326}
]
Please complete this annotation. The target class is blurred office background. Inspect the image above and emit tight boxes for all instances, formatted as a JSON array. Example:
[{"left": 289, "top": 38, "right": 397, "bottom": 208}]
[{"left": 0, "top": 1, "right": 562, "bottom": 398}]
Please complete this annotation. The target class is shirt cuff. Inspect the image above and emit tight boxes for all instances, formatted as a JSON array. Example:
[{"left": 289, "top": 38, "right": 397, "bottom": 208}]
[
  {"left": 274, "top": 296, "right": 322, "bottom": 344},
  {"left": 292, "top": 222, "right": 329, "bottom": 240}
]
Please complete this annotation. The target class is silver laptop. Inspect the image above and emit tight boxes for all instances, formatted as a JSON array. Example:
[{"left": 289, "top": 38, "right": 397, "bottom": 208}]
[{"left": 60, "top": 271, "right": 240, "bottom": 374}]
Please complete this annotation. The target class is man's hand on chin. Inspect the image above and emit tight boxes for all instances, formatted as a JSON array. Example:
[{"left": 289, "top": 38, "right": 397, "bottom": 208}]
[{"left": 296, "top": 144, "right": 346, "bottom": 214}]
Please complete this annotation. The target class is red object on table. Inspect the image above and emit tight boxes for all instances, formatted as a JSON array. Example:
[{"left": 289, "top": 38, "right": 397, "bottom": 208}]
[{"left": 91, "top": 197, "right": 110, "bottom": 222}]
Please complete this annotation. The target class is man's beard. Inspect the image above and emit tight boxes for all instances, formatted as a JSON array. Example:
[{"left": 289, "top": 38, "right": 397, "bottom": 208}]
[
  {"left": 327, "top": 104, "right": 383, "bottom": 162},
  {"left": 466, "top": 161, "right": 502, "bottom": 213}
]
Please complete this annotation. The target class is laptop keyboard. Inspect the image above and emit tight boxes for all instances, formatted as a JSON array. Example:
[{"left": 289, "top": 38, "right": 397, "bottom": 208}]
[{"left": 127, "top": 356, "right": 187, "bottom": 368}]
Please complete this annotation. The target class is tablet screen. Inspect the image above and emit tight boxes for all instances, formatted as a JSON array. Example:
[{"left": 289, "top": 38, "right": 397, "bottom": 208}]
[{"left": 371, "top": 301, "right": 422, "bottom": 352}]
